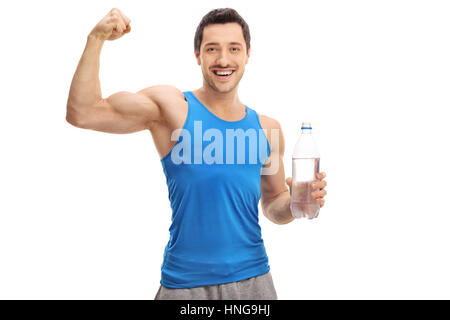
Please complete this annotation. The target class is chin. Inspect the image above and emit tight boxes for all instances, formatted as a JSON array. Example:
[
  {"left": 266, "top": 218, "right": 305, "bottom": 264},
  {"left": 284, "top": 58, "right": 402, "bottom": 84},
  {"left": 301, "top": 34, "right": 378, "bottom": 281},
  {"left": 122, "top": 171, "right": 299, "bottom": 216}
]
[
  {"left": 210, "top": 78, "right": 240, "bottom": 93},
  {"left": 215, "top": 83, "right": 238, "bottom": 94}
]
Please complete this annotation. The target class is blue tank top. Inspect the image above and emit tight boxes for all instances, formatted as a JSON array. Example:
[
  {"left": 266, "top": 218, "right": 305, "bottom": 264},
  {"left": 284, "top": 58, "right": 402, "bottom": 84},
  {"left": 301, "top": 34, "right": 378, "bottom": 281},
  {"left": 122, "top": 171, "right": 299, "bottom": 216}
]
[{"left": 159, "top": 91, "right": 272, "bottom": 288}]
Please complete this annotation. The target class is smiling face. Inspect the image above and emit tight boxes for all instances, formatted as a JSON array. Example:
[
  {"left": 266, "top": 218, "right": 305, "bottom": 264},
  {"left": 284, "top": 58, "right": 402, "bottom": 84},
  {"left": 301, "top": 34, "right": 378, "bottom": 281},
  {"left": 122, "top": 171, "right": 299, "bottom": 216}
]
[{"left": 195, "top": 22, "right": 251, "bottom": 94}]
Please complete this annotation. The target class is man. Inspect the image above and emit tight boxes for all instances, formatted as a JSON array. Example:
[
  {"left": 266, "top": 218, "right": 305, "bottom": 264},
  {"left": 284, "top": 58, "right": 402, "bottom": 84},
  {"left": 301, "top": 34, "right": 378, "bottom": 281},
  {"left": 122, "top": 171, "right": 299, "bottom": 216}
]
[{"left": 66, "top": 7, "right": 327, "bottom": 300}]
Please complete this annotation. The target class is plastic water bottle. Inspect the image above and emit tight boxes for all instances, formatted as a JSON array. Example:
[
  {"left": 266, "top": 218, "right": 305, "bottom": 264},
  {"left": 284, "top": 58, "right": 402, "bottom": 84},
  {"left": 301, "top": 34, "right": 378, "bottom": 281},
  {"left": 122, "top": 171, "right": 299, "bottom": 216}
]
[{"left": 290, "top": 122, "right": 320, "bottom": 219}]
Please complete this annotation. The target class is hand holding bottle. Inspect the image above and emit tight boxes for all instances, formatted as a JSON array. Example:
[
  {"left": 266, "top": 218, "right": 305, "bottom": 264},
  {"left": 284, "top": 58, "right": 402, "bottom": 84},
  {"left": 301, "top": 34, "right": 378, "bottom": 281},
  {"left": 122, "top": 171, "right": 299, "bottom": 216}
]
[
  {"left": 289, "top": 122, "right": 327, "bottom": 219},
  {"left": 286, "top": 172, "right": 327, "bottom": 208}
]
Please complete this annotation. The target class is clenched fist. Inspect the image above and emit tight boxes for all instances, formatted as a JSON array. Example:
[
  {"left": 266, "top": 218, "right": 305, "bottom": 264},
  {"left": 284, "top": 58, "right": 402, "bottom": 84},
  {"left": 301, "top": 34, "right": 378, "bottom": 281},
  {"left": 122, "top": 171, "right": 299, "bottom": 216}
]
[{"left": 89, "top": 8, "right": 131, "bottom": 41}]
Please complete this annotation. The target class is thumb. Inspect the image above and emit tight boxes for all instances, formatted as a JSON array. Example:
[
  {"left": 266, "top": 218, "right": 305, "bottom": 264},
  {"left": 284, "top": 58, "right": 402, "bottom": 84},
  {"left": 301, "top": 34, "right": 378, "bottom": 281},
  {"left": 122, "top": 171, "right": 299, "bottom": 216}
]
[
  {"left": 286, "top": 177, "right": 292, "bottom": 195},
  {"left": 286, "top": 177, "right": 292, "bottom": 187}
]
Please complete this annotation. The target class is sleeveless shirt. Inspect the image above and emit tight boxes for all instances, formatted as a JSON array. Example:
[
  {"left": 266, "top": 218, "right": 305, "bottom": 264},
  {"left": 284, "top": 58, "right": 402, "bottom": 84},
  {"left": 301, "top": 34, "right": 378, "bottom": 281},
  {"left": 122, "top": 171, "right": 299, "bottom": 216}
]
[{"left": 159, "top": 91, "right": 271, "bottom": 288}]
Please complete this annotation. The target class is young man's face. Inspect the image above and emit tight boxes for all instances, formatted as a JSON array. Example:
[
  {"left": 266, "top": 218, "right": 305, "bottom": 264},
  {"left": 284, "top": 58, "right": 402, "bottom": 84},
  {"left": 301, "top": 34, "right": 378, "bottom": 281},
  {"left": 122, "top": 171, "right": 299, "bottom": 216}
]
[{"left": 195, "top": 22, "right": 250, "bottom": 94}]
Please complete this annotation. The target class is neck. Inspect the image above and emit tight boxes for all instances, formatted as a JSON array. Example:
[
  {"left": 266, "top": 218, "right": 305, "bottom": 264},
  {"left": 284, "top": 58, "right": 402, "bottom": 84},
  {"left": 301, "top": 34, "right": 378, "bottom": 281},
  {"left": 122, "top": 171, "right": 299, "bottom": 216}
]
[{"left": 195, "top": 84, "right": 242, "bottom": 111}]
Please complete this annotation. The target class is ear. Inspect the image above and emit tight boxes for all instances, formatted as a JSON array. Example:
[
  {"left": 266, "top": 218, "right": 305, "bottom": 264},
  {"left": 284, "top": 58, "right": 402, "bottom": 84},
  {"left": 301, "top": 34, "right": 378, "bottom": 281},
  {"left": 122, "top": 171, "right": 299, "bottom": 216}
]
[
  {"left": 245, "top": 47, "right": 251, "bottom": 64},
  {"left": 195, "top": 50, "right": 201, "bottom": 65}
]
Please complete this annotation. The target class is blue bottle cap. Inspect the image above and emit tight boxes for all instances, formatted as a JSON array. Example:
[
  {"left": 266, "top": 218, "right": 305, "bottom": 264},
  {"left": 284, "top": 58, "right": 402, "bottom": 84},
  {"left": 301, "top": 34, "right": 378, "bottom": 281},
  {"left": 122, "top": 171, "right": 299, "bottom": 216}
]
[{"left": 301, "top": 121, "right": 312, "bottom": 129}]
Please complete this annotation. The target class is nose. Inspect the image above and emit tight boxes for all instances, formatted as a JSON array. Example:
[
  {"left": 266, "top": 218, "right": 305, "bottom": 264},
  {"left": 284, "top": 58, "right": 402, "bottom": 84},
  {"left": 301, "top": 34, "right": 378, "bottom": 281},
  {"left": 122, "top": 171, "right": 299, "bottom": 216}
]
[{"left": 216, "top": 50, "right": 230, "bottom": 67}]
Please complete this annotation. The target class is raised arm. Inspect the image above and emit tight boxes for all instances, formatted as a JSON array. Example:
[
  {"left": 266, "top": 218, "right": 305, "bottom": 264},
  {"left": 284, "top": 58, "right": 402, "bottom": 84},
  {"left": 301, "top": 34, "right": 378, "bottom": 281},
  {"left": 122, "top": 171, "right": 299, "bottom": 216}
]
[{"left": 66, "top": 8, "right": 176, "bottom": 133}]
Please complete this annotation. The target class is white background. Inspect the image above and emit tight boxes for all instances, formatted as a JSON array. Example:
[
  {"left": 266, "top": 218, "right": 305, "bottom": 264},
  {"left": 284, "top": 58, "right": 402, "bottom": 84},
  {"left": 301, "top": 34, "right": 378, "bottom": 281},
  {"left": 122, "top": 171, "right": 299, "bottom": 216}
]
[{"left": 1, "top": 0, "right": 449, "bottom": 299}]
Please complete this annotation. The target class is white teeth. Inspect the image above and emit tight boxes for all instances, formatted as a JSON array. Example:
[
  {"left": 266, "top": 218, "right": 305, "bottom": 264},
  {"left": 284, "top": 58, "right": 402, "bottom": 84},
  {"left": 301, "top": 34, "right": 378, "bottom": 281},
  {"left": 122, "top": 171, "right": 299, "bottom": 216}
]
[{"left": 215, "top": 71, "right": 233, "bottom": 76}]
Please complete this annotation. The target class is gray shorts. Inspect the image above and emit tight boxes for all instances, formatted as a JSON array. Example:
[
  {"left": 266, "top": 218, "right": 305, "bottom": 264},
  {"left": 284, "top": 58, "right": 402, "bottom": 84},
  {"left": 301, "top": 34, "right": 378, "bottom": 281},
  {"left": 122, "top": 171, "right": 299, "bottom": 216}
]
[{"left": 154, "top": 271, "right": 278, "bottom": 300}]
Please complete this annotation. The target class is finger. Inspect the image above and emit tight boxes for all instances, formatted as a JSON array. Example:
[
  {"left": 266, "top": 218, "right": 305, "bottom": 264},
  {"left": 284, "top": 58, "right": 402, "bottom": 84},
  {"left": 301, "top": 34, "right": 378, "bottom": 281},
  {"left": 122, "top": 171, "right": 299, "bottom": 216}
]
[
  {"left": 311, "top": 189, "right": 327, "bottom": 198},
  {"left": 110, "top": 9, "right": 127, "bottom": 33},
  {"left": 316, "top": 172, "right": 326, "bottom": 180},
  {"left": 120, "top": 12, "right": 132, "bottom": 26},
  {"left": 319, "top": 198, "right": 325, "bottom": 208},
  {"left": 117, "top": 14, "right": 126, "bottom": 33},
  {"left": 311, "top": 180, "right": 327, "bottom": 190},
  {"left": 120, "top": 22, "right": 127, "bottom": 33},
  {"left": 109, "top": 8, "right": 121, "bottom": 23},
  {"left": 118, "top": 19, "right": 127, "bottom": 33},
  {"left": 115, "top": 23, "right": 124, "bottom": 33},
  {"left": 286, "top": 177, "right": 292, "bottom": 186},
  {"left": 315, "top": 197, "right": 325, "bottom": 205},
  {"left": 108, "top": 12, "right": 123, "bottom": 33},
  {"left": 114, "top": 8, "right": 131, "bottom": 26}
]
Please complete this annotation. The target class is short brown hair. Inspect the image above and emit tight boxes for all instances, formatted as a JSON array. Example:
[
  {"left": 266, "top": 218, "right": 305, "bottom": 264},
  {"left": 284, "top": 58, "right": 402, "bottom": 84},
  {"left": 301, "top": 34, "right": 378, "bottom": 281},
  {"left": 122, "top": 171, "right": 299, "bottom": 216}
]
[{"left": 194, "top": 8, "right": 251, "bottom": 54}]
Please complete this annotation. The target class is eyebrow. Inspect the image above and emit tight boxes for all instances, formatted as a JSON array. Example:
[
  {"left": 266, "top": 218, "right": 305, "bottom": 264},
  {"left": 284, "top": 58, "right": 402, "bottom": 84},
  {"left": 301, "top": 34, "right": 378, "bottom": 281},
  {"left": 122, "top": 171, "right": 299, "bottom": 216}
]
[{"left": 204, "top": 42, "right": 243, "bottom": 47}]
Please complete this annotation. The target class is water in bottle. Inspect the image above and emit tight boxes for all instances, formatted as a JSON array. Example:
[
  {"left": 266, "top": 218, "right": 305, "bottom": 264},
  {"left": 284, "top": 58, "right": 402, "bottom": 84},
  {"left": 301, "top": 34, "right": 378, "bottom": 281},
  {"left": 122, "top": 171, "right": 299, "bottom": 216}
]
[{"left": 290, "top": 122, "right": 321, "bottom": 219}]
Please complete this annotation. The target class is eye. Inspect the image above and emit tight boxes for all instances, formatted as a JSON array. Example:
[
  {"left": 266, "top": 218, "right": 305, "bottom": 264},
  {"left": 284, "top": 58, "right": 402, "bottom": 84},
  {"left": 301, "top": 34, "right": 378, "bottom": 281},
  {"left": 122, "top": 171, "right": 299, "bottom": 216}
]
[
  {"left": 231, "top": 47, "right": 240, "bottom": 52},
  {"left": 207, "top": 48, "right": 215, "bottom": 52}
]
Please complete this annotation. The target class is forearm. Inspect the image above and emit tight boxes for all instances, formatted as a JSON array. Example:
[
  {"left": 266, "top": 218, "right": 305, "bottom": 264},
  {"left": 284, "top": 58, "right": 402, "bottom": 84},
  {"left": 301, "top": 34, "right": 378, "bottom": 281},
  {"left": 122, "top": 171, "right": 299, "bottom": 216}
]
[
  {"left": 66, "top": 34, "right": 105, "bottom": 120},
  {"left": 262, "top": 191, "right": 295, "bottom": 225}
]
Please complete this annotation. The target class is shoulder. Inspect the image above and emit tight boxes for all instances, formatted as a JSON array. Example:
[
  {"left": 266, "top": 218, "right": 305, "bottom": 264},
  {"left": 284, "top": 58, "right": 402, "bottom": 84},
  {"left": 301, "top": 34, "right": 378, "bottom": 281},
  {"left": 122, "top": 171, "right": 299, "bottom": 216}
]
[
  {"left": 138, "top": 85, "right": 187, "bottom": 123},
  {"left": 256, "top": 112, "right": 282, "bottom": 131},
  {"left": 136, "top": 85, "right": 187, "bottom": 131},
  {"left": 255, "top": 112, "right": 284, "bottom": 153},
  {"left": 138, "top": 85, "right": 186, "bottom": 107}
]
